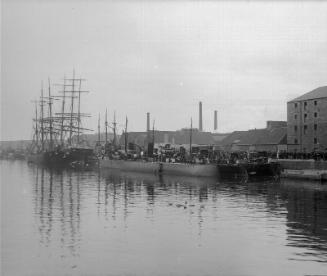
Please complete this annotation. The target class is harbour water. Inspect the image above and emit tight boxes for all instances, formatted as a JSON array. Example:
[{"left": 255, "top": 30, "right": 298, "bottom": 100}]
[{"left": 1, "top": 160, "right": 327, "bottom": 276}]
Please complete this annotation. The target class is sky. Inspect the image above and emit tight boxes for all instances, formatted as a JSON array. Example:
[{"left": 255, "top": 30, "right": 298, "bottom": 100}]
[{"left": 1, "top": 0, "right": 327, "bottom": 141}]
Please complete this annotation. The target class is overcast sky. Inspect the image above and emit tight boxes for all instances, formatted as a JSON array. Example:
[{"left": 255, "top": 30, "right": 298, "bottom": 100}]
[{"left": 2, "top": 0, "right": 327, "bottom": 140}]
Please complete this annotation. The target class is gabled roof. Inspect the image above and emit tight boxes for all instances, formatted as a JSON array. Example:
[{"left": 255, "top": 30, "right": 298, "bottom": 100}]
[
  {"left": 288, "top": 86, "right": 327, "bottom": 102},
  {"left": 221, "top": 127, "right": 287, "bottom": 146}
]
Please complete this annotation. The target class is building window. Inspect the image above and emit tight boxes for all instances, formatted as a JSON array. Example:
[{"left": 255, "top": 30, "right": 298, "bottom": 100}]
[
  {"left": 304, "top": 113, "right": 307, "bottom": 122},
  {"left": 314, "top": 112, "right": 318, "bottom": 118},
  {"left": 294, "top": 103, "right": 298, "bottom": 108},
  {"left": 314, "top": 100, "right": 317, "bottom": 106},
  {"left": 314, "top": 138, "right": 318, "bottom": 144},
  {"left": 294, "top": 125, "right": 298, "bottom": 132},
  {"left": 294, "top": 114, "right": 297, "bottom": 120},
  {"left": 304, "top": 101, "right": 307, "bottom": 110},
  {"left": 304, "top": 125, "right": 308, "bottom": 134},
  {"left": 314, "top": 124, "right": 318, "bottom": 131},
  {"left": 294, "top": 138, "right": 298, "bottom": 144}
]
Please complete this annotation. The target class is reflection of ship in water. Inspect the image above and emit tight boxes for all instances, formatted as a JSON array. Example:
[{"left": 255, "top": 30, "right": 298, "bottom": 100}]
[
  {"left": 31, "top": 165, "right": 327, "bottom": 262},
  {"left": 100, "top": 170, "right": 327, "bottom": 262},
  {"left": 27, "top": 72, "right": 95, "bottom": 168},
  {"left": 32, "top": 166, "right": 82, "bottom": 256},
  {"left": 280, "top": 179, "right": 327, "bottom": 262}
]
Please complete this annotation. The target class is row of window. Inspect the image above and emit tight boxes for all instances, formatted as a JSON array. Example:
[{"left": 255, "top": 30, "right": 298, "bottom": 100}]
[
  {"left": 294, "top": 138, "right": 319, "bottom": 144},
  {"left": 294, "top": 100, "right": 318, "bottom": 109},
  {"left": 294, "top": 112, "right": 318, "bottom": 120},
  {"left": 294, "top": 124, "right": 318, "bottom": 133}
]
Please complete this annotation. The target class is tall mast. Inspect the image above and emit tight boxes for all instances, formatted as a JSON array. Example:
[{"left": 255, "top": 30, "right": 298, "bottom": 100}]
[
  {"left": 77, "top": 77, "right": 82, "bottom": 144},
  {"left": 98, "top": 113, "right": 101, "bottom": 145},
  {"left": 40, "top": 82, "right": 45, "bottom": 151},
  {"left": 189, "top": 117, "right": 193, "bottom": 157},
  {"left": 105, "top": 108, "right": 108, "bottom": 145},
  {"left": 60, "top": 75, "right": 66, "bottom": 146},
  {"left": 69, "top": 69, "right": 75, "bottom": 145},
  {"left": 34, "top": 102, "right": 39, "bottom": 149},
  {"left": 48, "top": 78, "right": 53, "bottom": 151},
  {"left": 113, "top": 111, "right": 117, "bottom": 148},
  {"left": 124, "top": 116, "right": 128, "bottom": 153}
]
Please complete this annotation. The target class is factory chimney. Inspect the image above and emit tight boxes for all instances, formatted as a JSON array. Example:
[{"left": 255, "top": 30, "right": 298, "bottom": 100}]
[
  {"left": 214, "top": 110, "right": 218, "bottom": 131},
  {"left": 199, "top": 101, "right": 203, "bottom": 131},
  {"left": 146, "top": 112, "right": 150, "bottom": 132}
]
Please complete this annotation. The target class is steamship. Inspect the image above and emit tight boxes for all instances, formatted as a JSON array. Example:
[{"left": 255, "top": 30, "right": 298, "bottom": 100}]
[
  {"left": 98, "top": 102, "right": 280, "bottom": 179},
  {"left": 98, "top": 105, "right": 219, "bottom": 177}
]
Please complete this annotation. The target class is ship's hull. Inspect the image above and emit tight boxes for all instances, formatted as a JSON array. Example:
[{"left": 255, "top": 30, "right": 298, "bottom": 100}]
[
  {"left": 244, "top": 162, "right": 281, "bottom": 177},
  {"left": 99, "top": 159, "right": 218, "bottom": 177},
  {"left": 99, "top": 159, "right": 159, "bottom": 174},
  {"left": 217, "top": 164, "right": 247, "bottom": 179},
  {"left": 217, "top": 162, "right": 281, "bottom": 179},
  {"left": 162, "top": 162, "right": 217, "bottom": 177},
  {"left": 27, "top": 148, "right": 95, "bottom": 167}
]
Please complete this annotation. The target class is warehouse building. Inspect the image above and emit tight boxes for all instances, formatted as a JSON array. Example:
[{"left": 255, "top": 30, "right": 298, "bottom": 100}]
[{"left": 287, "top": 86, "right": 327, "bottom": 152}]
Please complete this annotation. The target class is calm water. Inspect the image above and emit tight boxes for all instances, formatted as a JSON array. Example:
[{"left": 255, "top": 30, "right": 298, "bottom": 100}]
[{"left": 1, "top": 160, "right": 327, "bottom": 276}]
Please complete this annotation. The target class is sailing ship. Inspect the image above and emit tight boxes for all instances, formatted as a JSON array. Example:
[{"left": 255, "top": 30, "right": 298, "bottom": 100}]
[{"left": 27, "top": 71, "right": 95, "bottom": 167}]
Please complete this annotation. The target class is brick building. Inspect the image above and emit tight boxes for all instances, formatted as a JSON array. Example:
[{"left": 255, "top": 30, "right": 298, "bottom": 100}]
[{"left": 287, "top": 86, "right": 327, "bottom": 152}]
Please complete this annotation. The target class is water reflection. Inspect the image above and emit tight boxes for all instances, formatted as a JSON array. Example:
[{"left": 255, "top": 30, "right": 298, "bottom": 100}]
[
  {"left": 30, "top": 165, "right": 327, "bottom": 265},
  {"left": 33, "top": 166, "right": 82, "bottom": 257},
  {"left": 281, "top": 179, "right": 327, "bottom": 262}
]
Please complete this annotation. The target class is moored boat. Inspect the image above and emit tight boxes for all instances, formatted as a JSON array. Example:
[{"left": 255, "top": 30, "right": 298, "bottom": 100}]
[
  {"left": 217, "top": 161, "right": 281, "bottom": 180},
  {"left": 99, "top": 158, "right": 218, "bottom": 177},
  {"left": 27, "top": 71, "right": 95, "bottom": 168}
]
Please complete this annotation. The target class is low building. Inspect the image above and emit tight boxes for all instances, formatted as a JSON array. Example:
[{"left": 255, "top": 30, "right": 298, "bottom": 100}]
[
  {"left": 287, "top": 86, "right": 327, "bottom": 152},
  {"left": 220, "top": 121, "right": 287, "bottom": 152},
  {"left": 120, "top": 129, "right": 226, "bottom": 151}
]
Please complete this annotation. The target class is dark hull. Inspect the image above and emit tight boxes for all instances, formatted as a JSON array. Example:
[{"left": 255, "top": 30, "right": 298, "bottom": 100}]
[
  {"left": 217, "top": 162, "right": 281, "bottom": 179},
  {"left": 244, "top": 162, "right": 281, "bottom": 177},
  {"left": 27, "top": 148, "right": 95, "bottom": 168},
  {"left": 217, "top": 164, "right": 247, "bottom": 179}
]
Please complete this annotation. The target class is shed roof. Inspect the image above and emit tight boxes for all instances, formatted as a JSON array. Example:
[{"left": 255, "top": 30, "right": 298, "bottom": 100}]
[
  {"left": 221, "top": 127, "right": 287, "bottom": 146},
  {"left": 288, "top": 86, "right": 327, "bottom": 102}
]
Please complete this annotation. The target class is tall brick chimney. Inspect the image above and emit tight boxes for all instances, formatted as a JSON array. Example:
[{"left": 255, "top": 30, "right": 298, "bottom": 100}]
[
  {"left": 199, "top": 101, "right": 203, "bottom": 131},
  {"left": 214, "top": 110, "right": 218, "bottom": 131},
  {"left": 146, "top": 112, "right": 150, "bottom": 132}
]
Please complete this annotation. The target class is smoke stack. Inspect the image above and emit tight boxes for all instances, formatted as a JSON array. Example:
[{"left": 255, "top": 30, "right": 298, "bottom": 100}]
[
  {"left": 199, "top": 101, "right": 203, "bottom": 131},
  {"left": 146, "top": 112, "right": 150, "bottom": 132},
  {"left": 214, "top": 110, "right": 218, "bottom": 131}
]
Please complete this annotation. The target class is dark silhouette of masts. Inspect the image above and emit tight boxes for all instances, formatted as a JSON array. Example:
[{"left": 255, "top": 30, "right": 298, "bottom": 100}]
[
  {"left": 48, "top": 78, "right": 54, "bottom": 151},
  {"left": 40, "top": 83, "right": 45, "bottom": 151}
]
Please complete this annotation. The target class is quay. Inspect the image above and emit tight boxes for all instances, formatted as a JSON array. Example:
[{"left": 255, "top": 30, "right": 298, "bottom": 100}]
[{"left": 276, "top": 159, "right": 327, "bottom": 181}]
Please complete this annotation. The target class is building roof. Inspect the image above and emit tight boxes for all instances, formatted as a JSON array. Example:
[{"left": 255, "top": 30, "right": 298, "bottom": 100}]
[
  {"left": 221, "top": 127, "right": 287, "bottom": 146},
  {"left": 289, "top": 86, "right": 327, "bottom": 102},
  {"left": 120, "top": 130, "right": 216, "bottom": 146}
]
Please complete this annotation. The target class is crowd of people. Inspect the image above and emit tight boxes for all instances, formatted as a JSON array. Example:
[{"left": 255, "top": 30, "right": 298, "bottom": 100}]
[
  {"left": 99, "top": 142, "right": 327, "bottom": 163},
  {"left": 277, "top": 151, "right": 327, "bottom": 161}
]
